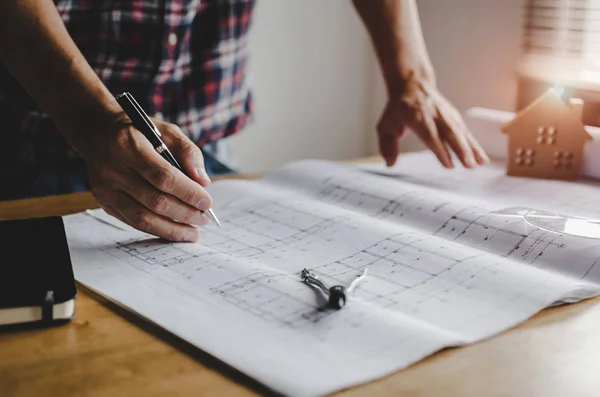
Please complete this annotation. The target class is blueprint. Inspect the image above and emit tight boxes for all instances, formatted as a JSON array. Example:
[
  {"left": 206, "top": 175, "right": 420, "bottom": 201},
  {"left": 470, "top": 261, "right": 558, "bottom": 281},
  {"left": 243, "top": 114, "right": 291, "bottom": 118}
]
[
  {"left": 64, "top": 157, "right": 600, "bottom": 397},
  {"left": 360, "top": 151, "right": 600, "bottom": 220}
]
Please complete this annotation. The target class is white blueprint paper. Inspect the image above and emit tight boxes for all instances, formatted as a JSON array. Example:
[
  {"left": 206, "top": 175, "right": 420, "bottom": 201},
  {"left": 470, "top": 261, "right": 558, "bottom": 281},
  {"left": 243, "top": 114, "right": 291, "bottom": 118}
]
[
  {"left": 360, "top": 151, "right": 600, "bottom": 220},
  {"left": 64, "top": 158, "right": 600, "bottom": 397}
]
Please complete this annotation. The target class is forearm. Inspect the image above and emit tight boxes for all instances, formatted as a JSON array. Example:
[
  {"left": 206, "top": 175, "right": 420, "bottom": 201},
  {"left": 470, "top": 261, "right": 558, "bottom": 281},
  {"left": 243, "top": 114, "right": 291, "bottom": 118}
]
[
  {"left": 352, "top": 0, "right": 435, "bottom": 95},
  {"left": 0, "top": 0, "right": 122, "bottom": 156}
]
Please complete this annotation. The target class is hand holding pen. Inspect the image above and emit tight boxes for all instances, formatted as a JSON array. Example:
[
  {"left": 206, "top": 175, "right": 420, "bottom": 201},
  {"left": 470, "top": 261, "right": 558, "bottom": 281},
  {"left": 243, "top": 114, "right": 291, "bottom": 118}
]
[
  {"left": 76, "top": 92, "right": 219, "bottom": 242},
  {"left": 117, "top": 93, "right": 220, "bottom": 226}
]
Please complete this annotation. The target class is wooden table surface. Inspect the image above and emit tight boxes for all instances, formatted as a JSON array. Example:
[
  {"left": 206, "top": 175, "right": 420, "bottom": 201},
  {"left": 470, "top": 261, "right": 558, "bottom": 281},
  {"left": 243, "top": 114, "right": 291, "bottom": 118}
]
[{"left": 2, "top": 186, "right": 600, "bottom": 397}]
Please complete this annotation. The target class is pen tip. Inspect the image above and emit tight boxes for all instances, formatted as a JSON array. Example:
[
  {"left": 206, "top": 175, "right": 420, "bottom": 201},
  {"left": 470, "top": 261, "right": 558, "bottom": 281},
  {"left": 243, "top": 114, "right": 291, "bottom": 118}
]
[{"left": 205, "top": 208, "right": 221, "bottom": 227}]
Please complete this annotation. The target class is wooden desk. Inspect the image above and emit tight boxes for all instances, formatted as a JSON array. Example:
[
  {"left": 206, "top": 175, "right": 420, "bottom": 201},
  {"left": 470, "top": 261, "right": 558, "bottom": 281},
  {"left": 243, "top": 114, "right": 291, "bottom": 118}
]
[{"left": 2, "top": 189, "right": 600, "bottom": 397}]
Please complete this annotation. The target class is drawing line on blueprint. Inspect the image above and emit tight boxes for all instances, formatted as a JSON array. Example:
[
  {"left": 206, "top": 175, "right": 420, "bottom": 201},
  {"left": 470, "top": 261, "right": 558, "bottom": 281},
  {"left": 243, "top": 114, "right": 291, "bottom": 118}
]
[
  {"left": 210, "top": 231, "right": 493, "bottom": 331},
  {"left": 94, "top": 239, "right": 219, "bottom": 307},
  {"left": 210, "top": 271, "right": 333, "bottom": 328},
  {"left": 198, "top": 200, "right": 356, "bottom": 260},
  {"left": 209, "top": 268, "right": 413, "bottom": 359},
  {"left": 315, "top": 178, "right": 568, "bottom": 265},
  {"left": 115, "top": 240, "right": 211, "bottom": 267},
  {"left": 105, "top": 199, "right": 344, "bottom": 274},
  {"left": 310, "top": 233, "right": 491, "bottom": 310},
  {"left": 317, "top": 182, "right": 452, "bottom": 219},
  {"left": 435, "top": 208, "right": 566, "bottom": 262}
]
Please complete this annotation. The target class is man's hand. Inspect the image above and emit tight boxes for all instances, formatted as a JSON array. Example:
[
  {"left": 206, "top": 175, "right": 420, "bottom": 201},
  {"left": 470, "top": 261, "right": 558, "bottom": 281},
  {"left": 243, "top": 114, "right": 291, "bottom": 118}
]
[
  {"left": 84, "top": 118, "right": 212, "bottom": 242},
  {"left": 0, "top": 0, "right": 213, "bottom": 242},
  {"left": 377, "top": 74, "right": 489, "bottom": 168},
  {"left": 352, "top": 0, "right": 490, "bottom": 169}
]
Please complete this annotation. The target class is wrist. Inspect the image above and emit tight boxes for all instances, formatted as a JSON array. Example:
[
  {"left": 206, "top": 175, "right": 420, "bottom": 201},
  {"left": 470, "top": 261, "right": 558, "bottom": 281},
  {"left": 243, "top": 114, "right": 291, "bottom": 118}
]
[
  {"left": 381, "top": 57, "right": 436, "bottom": 97},
  {"left": 53, "top": 65, "right": 126, "bottom": 159},
  {"left": 59, "top": 103, "right": 127, "bottom": 161}
]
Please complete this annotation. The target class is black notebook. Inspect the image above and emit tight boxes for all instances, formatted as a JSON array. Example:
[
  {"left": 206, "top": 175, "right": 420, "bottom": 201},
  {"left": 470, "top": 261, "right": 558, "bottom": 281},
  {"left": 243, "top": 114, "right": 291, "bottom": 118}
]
[{"left": 0, "top": 216, "right": 77, "bottom": 327}]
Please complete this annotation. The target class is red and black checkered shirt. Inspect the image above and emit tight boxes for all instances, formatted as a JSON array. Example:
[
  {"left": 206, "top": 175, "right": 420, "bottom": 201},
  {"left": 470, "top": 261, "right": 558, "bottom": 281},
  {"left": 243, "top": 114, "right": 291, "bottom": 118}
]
[{"left": 0, "top": 0, "right": 255, "bottom": 166}]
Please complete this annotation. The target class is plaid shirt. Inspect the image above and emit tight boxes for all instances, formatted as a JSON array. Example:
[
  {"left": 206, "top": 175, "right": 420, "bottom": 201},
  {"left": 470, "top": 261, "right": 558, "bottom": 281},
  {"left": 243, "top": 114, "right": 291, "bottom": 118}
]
[{"left": 0, "top": 0, "right": 255, "bottom": 166}]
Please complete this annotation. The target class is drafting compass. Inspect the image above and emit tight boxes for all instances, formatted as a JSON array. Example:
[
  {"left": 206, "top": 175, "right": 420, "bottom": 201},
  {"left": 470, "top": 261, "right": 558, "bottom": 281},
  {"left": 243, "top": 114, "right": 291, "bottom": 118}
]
[{"left": 301, "top": 268, "right": 368, "bottom": 309}]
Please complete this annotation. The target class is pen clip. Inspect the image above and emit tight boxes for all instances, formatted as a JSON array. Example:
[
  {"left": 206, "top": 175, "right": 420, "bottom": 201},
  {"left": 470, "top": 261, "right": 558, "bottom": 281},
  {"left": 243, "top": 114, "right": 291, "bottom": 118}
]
[{"left": 119, "top": 92, "right": 162, "bottom": 138}]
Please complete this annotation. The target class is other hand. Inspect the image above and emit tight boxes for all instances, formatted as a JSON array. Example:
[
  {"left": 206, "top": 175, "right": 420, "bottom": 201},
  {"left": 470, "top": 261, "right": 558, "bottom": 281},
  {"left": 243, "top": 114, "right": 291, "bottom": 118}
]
[
  {"left": 81, "top": 117, "right": 212, "bottom": 242},
  {"left": 376, "top": 74, "right": 489, "bottom": 169}
]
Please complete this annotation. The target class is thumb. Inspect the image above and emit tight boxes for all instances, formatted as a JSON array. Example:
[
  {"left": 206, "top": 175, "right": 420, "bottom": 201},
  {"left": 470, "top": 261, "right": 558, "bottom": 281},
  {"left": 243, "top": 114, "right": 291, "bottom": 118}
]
[{"left": 155, "top": 121, "right": 211, "bottom": 187}]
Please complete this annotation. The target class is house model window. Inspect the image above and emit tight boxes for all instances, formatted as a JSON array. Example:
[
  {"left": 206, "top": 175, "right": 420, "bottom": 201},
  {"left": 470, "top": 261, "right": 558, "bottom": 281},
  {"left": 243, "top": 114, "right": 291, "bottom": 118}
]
[{"left": 501, "top": 89, "right": 592, "bottom": 181}]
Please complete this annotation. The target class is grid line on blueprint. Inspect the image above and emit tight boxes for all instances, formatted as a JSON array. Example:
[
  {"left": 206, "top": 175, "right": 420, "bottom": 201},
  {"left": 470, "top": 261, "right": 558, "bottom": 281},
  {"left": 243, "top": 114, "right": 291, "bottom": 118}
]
[
  {"left": 317, "top": 178, "right": 569, "bottom": 264},
  {"left": 209, "top": 230, "right": 501, "bottom": 329},
  {"left": 435, "top": 210, "right": 567, "bottom": 262}
]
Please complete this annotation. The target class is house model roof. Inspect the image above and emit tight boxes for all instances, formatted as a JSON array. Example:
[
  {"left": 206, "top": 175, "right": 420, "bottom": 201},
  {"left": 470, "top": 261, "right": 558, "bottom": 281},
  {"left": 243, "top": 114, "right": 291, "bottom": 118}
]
[{"left": 501, "top": 88, "right": 592, "bottom": 142}]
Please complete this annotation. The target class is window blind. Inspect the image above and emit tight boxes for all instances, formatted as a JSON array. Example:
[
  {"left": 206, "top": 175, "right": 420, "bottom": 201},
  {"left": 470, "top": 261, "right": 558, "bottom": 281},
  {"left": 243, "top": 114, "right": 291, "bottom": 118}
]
[{"left": 521, "top": 0, "right": 600, "bottom": 88}]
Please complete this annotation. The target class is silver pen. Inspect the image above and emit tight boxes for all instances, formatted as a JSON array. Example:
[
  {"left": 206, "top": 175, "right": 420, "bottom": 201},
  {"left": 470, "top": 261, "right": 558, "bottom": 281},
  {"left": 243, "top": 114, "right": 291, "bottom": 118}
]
[{"left": 116, "top": 92, "right": 221, "bottom": 227}]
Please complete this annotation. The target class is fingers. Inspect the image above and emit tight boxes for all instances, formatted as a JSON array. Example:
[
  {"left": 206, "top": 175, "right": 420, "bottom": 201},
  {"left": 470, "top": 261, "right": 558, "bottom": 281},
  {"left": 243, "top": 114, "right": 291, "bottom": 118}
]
[
  {"left": 86, "top": 121, "right": 214, "bottom": 242},
  {"left": 421, "top": 110, "right": 453, "bottom": 168},
  {"left": 155, "top": 120, "right": 211, "bottom": 187},
  {"left": 105, "top": 190, "right": 200, "bottom": 242},
  {"left": 466, "top": 132, "right": 490, "bottom": 165},
  {"left": 409, "top": 108, "right": 453, "bottom": 169},
  {"left": 128, "top": 132, "right": 214, "bottom": 214},
  {"left": 436, "top": 117, "right": 475, "bottom": 168},
  {"left": 436, "top": 105, "right": 489, "bottom": 168},
  {"left": 381, "top": 84, "right": 490, "bottom": 170},
  {"left": 377, "top": 124, "right": 400, "bottom": 167},
  {"left": 377, "top": 102, "right": 413, "bottom": 167},
  {"left": 118, "top": 171, "right": 209, "bottom": 226},
  {"left": 102, "top": 203, "right": 129, "bottom": 225}
]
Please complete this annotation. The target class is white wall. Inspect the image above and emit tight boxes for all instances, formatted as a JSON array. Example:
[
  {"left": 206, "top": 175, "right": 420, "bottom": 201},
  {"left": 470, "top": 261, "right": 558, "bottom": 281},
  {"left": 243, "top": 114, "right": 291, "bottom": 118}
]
[
  {"left": 367, "top": 0, "right": 526, "bottom": 154},
  {"left": 227, "top": 0, "right": 372, "bottom": 173},
  {"left": 228, "top": 0, "right": 527, "bottom": 172}
]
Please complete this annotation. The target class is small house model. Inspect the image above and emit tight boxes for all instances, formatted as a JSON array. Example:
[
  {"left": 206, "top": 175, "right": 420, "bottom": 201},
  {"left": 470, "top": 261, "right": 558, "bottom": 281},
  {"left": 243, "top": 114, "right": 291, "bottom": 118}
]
[{"left": 501, "top": 89, "right": 592, "bottom": 181}]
